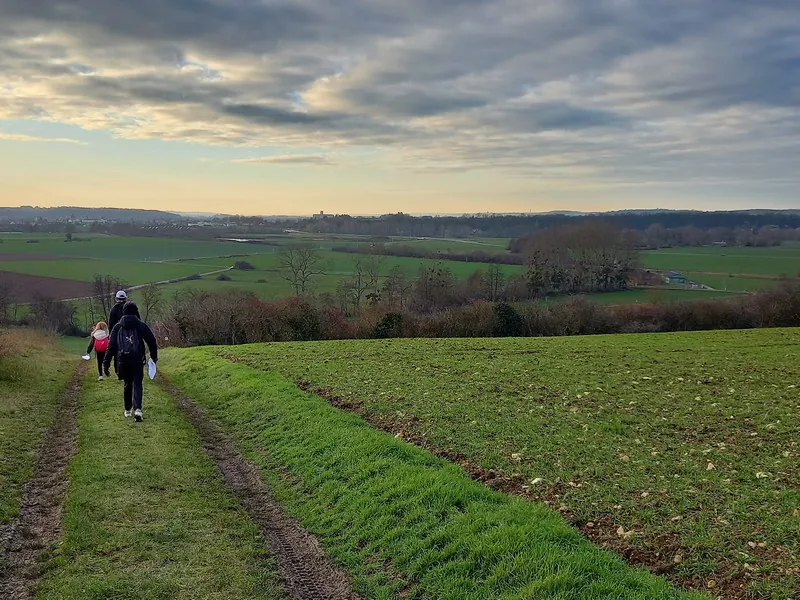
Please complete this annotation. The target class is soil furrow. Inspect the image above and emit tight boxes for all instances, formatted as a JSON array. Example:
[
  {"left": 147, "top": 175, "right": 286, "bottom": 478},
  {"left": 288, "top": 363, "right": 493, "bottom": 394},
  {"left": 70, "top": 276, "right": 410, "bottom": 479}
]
[
  {"left": 0, "top": 361, "right": 87, "bottom": 600},
  {"left": 160, "top": 378, "right": 360, "bottom": 600}
]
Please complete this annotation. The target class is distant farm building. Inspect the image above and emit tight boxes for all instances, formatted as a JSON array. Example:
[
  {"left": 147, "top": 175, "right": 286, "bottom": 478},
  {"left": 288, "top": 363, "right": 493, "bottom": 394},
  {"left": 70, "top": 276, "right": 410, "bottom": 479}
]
[
  {"left": 663, "top": 271, "right": 689, "bottom": 285},
  {"left": 630, "top": 269, "right": 662, "bottom": 287}
]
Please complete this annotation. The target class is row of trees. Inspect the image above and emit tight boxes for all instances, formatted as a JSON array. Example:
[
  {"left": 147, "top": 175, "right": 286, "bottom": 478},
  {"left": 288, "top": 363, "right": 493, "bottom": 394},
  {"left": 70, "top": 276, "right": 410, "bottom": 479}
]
[
  {"left": 279, "top": 223, "right": 639, "bottom": 312},
  {"left": 516, "top": 222, "right": 638, "bottom": 295},
  {"left": 8, "top": 209, "right": 800, "bottom": 247},
  {"left": 153, "top": 282, "right": 800, "bottom": 347},
  {"left": 0, "top": 272, "right": 165, "bottom": 335},
  {"left": 638, "top": 224, "right": 800, "bottom": 248}
]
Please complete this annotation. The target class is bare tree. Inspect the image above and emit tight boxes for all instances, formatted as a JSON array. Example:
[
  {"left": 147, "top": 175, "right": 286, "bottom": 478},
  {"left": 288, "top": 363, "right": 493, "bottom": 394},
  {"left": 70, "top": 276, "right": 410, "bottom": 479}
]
[
  {"left": 382, "top": 266, "right": 413, "bottom": 310},
  {"left": 279, "top": 245, "right": 325, "bottom": 295},
  {"left": 486, "top": 264, "right": 505, "bottom": 302},
  {"left": 140, "top": 283, "right": 163, "bottom": 323},
  {"left": 92, "top": 274, "right": 126, "bottom": 321},
  {"left": 340, "top": 256, "right": 383, "bottom": 313}
]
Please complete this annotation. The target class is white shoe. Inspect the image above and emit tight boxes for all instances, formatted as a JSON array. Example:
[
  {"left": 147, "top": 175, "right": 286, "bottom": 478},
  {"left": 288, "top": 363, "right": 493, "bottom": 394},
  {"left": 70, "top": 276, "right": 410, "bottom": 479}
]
[
  {"left": 134, "top": 409, "right": 143, "bottom": 422},
  {"left": 98, "top": 375, "right": 104, "bottom": 381},
  {"left": 124, "top": 410, "right": 132, "bottom": 418}
]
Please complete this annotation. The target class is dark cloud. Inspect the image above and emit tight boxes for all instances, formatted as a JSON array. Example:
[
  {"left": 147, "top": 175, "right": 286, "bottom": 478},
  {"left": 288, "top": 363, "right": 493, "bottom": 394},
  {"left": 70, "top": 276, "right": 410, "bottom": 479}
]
[
  {"left": 220, "top": 103, "right": 331, "bottom": 126},
  {"left": 493, "top": 102, "right": 629, "bottom": 133},
  {"left": 341, "top": 88, "right": 489, "bottom": 118}
]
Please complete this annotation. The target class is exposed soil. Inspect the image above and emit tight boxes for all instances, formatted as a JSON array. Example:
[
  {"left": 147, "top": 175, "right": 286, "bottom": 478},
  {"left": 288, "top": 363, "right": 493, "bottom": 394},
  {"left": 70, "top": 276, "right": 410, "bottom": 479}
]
[
  {"left": 0, "top": 362, "right": 87, "bottom": 600},
  {"left": 0, "top": 271, "right": 94, "bottom": 302},
  {"left": 295, "top": 380, "right": 754, "bottom": 600},
  {"left": 0, "top": 254, "right": 76, "bottom": 261},
  {"left": 160, "top": 378, "right": 360, "bottom": 600}
]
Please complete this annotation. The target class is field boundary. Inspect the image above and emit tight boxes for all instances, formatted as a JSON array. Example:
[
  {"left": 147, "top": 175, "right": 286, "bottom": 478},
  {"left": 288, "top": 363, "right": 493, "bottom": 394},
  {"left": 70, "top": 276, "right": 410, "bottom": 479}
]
[
  {"left": 159, "top": 377, "right": 359, "bottom": 600},
  {"left": 286, "top": 376, "right": 745, "bottom": 598},
  {"left": 0, "top": 361, "right": 86, "bottom": 600}
]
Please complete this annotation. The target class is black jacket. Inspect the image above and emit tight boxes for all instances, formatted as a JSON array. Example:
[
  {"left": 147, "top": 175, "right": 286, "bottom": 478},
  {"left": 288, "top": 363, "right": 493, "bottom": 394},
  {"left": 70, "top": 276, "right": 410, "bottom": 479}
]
[
  {"left": 104, "top": 315, "right": 158, "bottom": 371},
  {"left": 108, "top": 302, "right": 125, "bottom": 331}
]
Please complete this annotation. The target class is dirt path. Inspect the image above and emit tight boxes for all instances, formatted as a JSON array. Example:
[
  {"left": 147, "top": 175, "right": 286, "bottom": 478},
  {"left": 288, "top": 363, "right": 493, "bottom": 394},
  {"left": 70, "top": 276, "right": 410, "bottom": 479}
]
[
  {"left": 0, "top": 361, "right": 87, "bottom": 600},
  {"left": 160, "top": 379, "right": 360, "bottom": 600}
]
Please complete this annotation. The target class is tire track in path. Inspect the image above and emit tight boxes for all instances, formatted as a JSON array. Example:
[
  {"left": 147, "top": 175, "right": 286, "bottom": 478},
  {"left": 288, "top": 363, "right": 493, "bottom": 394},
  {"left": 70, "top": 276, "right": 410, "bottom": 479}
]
[
  {"left": 0, "top": 361, "right": 87, "bottom": 600},
  {"left": 160, "top": 378, "right": 360, "bottom": 600}
]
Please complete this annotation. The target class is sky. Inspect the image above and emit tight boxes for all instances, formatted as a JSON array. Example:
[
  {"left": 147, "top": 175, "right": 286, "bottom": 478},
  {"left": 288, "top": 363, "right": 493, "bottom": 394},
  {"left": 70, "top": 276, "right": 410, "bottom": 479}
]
[{"left": 1, "top": 0, "right": 799, "bottom": 216}]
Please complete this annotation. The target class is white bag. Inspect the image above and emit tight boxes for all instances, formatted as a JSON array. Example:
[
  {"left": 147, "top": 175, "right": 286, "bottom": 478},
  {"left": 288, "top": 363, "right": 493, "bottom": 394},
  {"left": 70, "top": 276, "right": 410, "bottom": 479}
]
[
  {"left": 147, "top": 358, "right": 157, "bottom": 380},
  {"left": 81, "top": 354, "right": 91, "bottom": 361}
]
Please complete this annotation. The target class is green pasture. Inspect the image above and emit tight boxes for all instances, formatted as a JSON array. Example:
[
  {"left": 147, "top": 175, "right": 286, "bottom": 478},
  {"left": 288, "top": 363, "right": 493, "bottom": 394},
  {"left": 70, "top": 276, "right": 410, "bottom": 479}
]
[
  {"left": 0, "top": 233, "right": 268, "bottom": 262},
  {"left": 162, "top": 347, "right": 704, "bottom": 600},
  {"left": 216, "top": 328, "right": 800, "bottom": 599},
  {"left": 642, "top": 246, "right": 800, "bottom": 282}
]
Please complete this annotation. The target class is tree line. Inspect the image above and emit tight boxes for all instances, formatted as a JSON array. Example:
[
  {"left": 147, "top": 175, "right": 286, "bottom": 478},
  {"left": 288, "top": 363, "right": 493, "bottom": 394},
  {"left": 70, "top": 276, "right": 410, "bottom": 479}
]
[
  {"left": 5, "top": 209, "right": 800, "bottom": 246},
  {"left": 151, "top": 282, "right": 800, "bottom": 347}
]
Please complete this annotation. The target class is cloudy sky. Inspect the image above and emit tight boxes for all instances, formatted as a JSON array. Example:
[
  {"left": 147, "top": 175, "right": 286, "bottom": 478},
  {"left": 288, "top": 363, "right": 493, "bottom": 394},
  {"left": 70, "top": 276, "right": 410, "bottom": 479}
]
[{"left": 1, "top": 0, "right": 798, "bottom": 215}]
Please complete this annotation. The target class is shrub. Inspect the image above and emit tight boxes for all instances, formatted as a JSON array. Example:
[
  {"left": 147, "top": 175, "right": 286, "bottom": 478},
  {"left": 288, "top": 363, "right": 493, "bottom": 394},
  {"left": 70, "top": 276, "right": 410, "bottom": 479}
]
[
  {"left": 234, "top": 261, "right": 255, "bottom": 271},
  {"left": 321, "top": 307, "right": 357, "bottom": 340},
  {"left": 216, "top": 273, "right": 232, "bottom": 281},
  {"left": 27, "top": 296, "right": 79, "bottom": 335},
  {"left": 493, "top": 302, "right": 524, "bottom": 337},
  {"left": 153, "top": 281, "right": 800, "bottom": 345},
  {"left": 373, "top": 312, "right": 404, "bottom": 338},
  {"left": 282, "top": 296, "right": 322, "bottom": 341}
]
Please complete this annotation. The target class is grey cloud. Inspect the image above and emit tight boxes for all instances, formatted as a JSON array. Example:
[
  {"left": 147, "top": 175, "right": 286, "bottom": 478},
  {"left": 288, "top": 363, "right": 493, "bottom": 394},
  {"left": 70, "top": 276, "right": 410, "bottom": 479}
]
[
  {"left": 492, "top": 102, "right": 629, "bottom": 133},
  {"left": 0, "top": 0, "right": 798, "bottom": 196},
  {"left": 220, "top": 103, "right": 331, "bottom": 126},
  {"left": 341, "top": 88, "right": 488, "bottom": 118}
]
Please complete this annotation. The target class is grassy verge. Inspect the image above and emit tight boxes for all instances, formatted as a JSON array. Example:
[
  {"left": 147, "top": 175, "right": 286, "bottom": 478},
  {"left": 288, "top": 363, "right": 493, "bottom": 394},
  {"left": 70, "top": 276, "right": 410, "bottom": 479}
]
[
  {"left": 0, "top": 330, "right": 75, "bottom": 526},
  {"left": 161, "top": 348, "right": 703, "bottom": 600},
  {"left": 35, "top": 370, "right": 288, "bottom": 600},
  {"left": 218, "top": 329, "right": 800, "bottom": 599}
]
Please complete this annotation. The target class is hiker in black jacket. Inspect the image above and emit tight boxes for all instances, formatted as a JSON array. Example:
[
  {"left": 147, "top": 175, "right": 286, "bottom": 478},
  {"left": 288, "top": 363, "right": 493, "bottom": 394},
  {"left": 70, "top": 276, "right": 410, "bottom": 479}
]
[
  {"left": 108, "top": 290, "right": 128, "bottom": 380},
  {"left": 104, "top": 301, "right": 158, "bottom": 422}
]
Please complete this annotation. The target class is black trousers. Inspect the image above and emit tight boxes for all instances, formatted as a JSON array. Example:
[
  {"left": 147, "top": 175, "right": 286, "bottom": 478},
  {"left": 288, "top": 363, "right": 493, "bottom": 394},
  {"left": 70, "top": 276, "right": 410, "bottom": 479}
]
[
  {"left": 95, "top": 350, "right": 108, "bottom": 376},
  {"left": 120, "top": 361, "right": 145, "bottom": 412}
]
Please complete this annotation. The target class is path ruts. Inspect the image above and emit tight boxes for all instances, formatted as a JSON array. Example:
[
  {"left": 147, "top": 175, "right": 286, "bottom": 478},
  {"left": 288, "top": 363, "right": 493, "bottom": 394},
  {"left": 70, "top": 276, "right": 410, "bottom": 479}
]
[
  {"left": 0, "top": 361, "right": 87, "bottom": 600},
  {"left": 161, "top": 378, "right": 360, "bottom": 600}
]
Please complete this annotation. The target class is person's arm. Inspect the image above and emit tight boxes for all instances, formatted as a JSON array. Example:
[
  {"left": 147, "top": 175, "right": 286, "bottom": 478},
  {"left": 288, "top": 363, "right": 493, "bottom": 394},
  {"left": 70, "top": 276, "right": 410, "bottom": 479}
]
[
  {"left": 86, "top": 337, "right": 95, "bottom": 354},
  {"left": 103, "top": 325, "right": 119, "bottom": 371},
  {"left": 141, "top": 322, "right": 158, "bottom": 363}
]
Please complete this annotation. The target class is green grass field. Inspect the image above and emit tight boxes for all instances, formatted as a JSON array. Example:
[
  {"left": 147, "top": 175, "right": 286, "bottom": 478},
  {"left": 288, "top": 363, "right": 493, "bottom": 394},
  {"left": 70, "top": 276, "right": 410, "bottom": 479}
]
[
  {"left": 381, "top": 237, "right": 512, "bottom": 254},
  {"left": 2, "top": 233, "right": 796, "bottom": 311},
  {"left": 161, "top": 347, "right": 703, "bottom": 600},
  {"left": 642, "top": 246, "right": 800, "bottom": 291},
  {"left": 0, "top": 331, "right": 75, "bottom": 526},
  {"left": 36, "top": 370, "right": 288, "bottom": 600},
  {"left": 0, "top": 233, "right": 264, "bottom": 262},
  {"left": 3, "top": 327, "right": 798, "bottom": 598},
  {"left": 212, "top": 329, "right": 800, "bottom": 599}
]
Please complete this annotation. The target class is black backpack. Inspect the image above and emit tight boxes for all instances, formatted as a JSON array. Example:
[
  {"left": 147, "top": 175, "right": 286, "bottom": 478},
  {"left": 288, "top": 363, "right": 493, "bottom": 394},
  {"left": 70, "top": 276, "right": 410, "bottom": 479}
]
[{"left": 117, "top": 323, "right": 143, "bottom": 364}]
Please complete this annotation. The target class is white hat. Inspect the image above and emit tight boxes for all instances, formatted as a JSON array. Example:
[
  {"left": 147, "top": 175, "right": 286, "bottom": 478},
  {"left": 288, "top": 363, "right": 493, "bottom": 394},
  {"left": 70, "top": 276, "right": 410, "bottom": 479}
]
[{"left": 115, "top": 290, "right": 128, "bottom": 300}]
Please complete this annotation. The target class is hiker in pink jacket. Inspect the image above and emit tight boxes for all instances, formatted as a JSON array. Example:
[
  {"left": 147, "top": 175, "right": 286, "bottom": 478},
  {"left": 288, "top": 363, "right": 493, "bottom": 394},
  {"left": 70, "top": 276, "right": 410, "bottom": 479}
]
[{"left": 86, "top": 321, "right": 111, "bottom": 381}]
